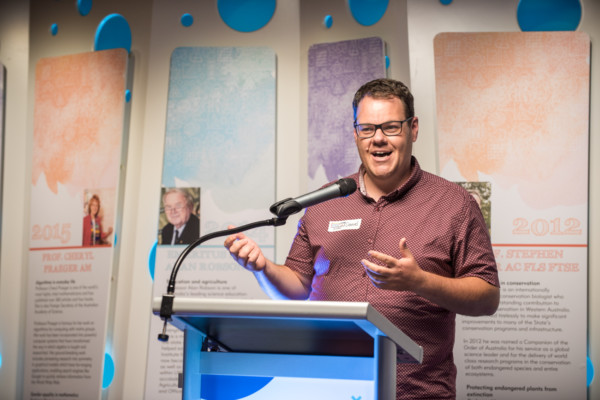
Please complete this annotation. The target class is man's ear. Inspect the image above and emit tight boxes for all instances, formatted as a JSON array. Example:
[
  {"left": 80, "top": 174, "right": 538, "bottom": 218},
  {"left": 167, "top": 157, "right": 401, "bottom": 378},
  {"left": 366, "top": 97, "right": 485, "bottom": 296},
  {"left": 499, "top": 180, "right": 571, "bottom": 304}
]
[{"left": 410, "top": 116, "right": 419, "bottom": 142}]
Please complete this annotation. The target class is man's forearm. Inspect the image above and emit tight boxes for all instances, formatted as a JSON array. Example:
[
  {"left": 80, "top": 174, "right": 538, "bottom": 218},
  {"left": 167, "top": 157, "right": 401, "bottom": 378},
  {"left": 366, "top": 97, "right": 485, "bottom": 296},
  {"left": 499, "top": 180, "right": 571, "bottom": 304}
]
[{"left": 254, "top": 260, "right": 312, "bottom": 300}]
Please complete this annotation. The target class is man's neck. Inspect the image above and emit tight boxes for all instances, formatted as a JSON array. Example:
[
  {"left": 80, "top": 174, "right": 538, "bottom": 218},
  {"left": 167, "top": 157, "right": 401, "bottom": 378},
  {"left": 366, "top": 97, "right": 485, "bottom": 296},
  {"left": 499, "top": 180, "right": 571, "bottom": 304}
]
[{"left": 363, "top": 167, "right": 413, "bottom": 202}]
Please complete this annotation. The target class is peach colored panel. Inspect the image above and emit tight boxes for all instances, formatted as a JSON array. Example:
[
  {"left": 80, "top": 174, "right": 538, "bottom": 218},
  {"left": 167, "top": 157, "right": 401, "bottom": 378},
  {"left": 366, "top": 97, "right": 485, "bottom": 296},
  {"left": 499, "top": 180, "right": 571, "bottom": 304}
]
[
  {"left": 435, "top": 32, "right": 589, "bottom": 208},
  {"left": 32, "top": 49, "right": 127, "bottom": 194}
]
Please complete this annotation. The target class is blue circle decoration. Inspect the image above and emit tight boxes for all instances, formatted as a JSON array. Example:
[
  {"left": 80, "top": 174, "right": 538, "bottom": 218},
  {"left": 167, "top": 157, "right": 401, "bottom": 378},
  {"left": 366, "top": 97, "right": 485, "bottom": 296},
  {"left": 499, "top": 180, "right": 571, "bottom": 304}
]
[
  {"left": 148, "top": 240, "right": 157, "bottom": 281},
  {"left": 201, "top": 375, "right": 274, "bottom": 400},
  {"left": 94, "top": 14, "right": 132, "bottom": 53},
  {"left": 348, "top": 0, "right": 388, "bottom": 26},
  {"left": 0, "top": 352, "right": 3, "bottom": 368},
  {"left": 181, "top": 13, "right": 194, "bottom": 27},
  {"left": 125, "top": 89, "right": 132, "bottom": 103},
  {"left": 440, "top": 0, "right": 453, "bottom": 4},
  {"left": 324, "top": 15, "right": 333, "bottom": 29},
  {"left": 517, "top": 0, "right": 581, "bottom": 31},
  {"left": 217, "top": 0, "right": 276, "bottom": 32},
  {"left": 102, "top": 353, "right": 115, "bottom": 389},
  {"left": 588, "top": 356, "right": 595, "bottom": 386},
  {"left": 385, "top": 55, "right": 390, "bottom": 69},
  {"left": 50, "top": 23, "right": 58, "bottom": 36},
  {"left": 77, "top": 0, "right": 92, "bottom": 16}
]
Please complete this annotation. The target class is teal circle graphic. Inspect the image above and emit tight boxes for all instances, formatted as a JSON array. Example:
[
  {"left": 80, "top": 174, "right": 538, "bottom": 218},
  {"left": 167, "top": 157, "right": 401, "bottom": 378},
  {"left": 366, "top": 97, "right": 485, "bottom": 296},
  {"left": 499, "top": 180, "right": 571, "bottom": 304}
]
[
  {"left": 148, "top": 240, "right": 157, "bottom": 281},
  {"left": 385, "top": 55, "right": 390, "bottom": 69},
  {"left": 517, "top": 0, "right": 581, "bottom": 31},
  {"left": 440, "top": 0, "right": 453, "bottom": 4},
  {"left": 589, "top": 356, "right": 595, "bottom": 386},
  {"left": 217, "top": 0, "right": 276, "bottom": 32},
  {"left": 201, "top": 375, "right": 274, "bottom": 399},
  {"left": 102, "top": 353, "right": 115, "bottom": 389},
  {"left": 125, "top": 89, "right": 132, "bottom": 103},
  {"left": 50, "top": 23, "right": 58, "bottom": 36},
  {"left": 77, "top": 0, "right": 92, "bottom": 16},
  {"left": 348, "top": 0, "right": 389, "bottom": 26},
  {"left": 324, "top": 15, "right": 333, "bottom": 29},
  {"left": 181, "top": 13, "right": 194, "bottom": 27},
  {"left": 94, "top": 14, "right": 132, "bottom": 52}
]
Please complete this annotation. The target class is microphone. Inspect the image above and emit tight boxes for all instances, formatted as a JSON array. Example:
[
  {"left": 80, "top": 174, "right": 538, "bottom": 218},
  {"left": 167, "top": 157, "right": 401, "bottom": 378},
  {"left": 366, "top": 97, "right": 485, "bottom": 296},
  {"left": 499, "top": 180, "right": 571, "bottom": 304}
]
[{"left": 269, "top": 178, "right": 357, "bottom": 218}]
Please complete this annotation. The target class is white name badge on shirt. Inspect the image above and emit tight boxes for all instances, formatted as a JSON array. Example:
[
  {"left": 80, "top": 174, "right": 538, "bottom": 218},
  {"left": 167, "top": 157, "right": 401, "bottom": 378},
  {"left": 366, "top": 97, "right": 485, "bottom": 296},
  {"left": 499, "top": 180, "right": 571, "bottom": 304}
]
[{"left": 328, "top": 219, "right": 362, "bottom": 232}]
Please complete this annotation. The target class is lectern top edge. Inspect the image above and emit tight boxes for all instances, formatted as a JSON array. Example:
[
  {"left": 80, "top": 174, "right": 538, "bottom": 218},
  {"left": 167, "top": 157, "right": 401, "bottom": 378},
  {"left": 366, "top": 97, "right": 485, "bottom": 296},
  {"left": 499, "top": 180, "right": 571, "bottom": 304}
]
[{"left": 151, "top": 296, "right": 423, "bottom": 364}]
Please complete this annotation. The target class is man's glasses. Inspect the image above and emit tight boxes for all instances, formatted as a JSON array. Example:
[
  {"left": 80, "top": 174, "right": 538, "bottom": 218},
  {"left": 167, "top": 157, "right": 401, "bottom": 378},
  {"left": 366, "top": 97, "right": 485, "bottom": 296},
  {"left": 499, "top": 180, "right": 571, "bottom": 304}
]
[
  {"left": 353, "top": 117, "right": 413, "bottom": 138},
  {"left": 164, "top": 204, "right": 185, "bottom": 214}
]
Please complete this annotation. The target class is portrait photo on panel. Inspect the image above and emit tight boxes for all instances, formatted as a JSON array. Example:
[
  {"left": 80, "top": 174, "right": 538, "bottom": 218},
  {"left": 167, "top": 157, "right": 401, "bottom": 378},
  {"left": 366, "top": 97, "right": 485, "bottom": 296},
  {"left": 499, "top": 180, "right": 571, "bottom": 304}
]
[
  {"left": 82, "top": 188, "right": 115, "bottom": 246},
  {"left": 158, "top": 187, "right": 201, "bottom": 245},
  {"left": 457, "top": 181, "right": 492, "bottom": 234}
]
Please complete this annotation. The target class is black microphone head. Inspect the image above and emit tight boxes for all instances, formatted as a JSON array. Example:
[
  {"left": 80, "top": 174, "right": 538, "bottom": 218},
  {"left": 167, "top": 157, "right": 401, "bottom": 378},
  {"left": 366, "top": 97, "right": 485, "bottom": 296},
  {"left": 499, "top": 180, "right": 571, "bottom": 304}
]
[{"left": 337, "top": 178, "right": 357, "bottom": 196}]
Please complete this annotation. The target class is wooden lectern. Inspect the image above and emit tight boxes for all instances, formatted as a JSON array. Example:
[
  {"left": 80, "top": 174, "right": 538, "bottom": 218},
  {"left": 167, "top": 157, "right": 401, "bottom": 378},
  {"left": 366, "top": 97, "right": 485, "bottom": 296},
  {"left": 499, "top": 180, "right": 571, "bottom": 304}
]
[{"left": 152, "top": 297, "right": 422, "bottom": 400}]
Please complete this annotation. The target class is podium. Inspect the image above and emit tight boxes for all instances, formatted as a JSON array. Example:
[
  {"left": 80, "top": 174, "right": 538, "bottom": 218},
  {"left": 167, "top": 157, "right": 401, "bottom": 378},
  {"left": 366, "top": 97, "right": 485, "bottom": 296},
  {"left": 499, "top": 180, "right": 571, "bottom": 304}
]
[{"left": 152, "top": 297, "right": 423, "bottom": 400}]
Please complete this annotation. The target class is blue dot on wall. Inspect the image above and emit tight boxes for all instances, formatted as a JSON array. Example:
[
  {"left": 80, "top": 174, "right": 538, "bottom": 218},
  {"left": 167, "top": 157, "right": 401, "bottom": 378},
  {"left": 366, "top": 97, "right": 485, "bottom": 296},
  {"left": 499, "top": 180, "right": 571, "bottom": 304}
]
[
  {"left": 181, "top": 13, "right": 194, "bottom": 27},
  {"left": 348, "top": 0, "right": 389, "bottom": 26},
  {"left": 0, "top": 352, "right": 3, "bottom": 368},
  {"left": 94, "top": 13, "right": 132, "bottom": 53},
  {"left": 125, "top": 89, "right": 132, "bottom": 103},
  {"left": 77, "top": 0, "right": 92, "bottom": 16},
  {"left": 385, "top": 55, "right": 390, "bottom": 69},
  {"left": 517, "top": 0, "right": 582, "bottom": 31},
  {"left": 217, "top": 0, "right": 276, "bottom": 32},
  {"left": 50, "top": 23, "right": 58, "bottom": 36},
  {"left": 148, "top": 241, "right": 157, "bottom": 281},
  {"left": 102, "top": 353, "right": 115, "bottom": 389},
  {"left": 440, "top": 0, "right": 453, "bottom": 4},
  {"left": 588, "top": 356, "right": 595, "bottom": 386},
  {"left": 324, "top": 15, "right": 333, "bottom": 29}
]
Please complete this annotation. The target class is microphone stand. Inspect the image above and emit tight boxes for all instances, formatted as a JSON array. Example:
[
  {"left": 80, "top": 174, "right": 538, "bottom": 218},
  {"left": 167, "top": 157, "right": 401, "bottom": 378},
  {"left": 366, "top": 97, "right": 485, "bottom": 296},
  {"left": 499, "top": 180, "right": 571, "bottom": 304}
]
[{"left": 157, "top": 216, "right": 288, "bottom": 341}]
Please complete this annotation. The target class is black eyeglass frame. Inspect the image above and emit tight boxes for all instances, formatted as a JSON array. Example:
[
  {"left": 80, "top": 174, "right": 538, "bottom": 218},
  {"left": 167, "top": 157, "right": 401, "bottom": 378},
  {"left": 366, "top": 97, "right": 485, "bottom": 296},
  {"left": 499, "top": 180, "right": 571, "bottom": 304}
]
[{"left": 353, "top": 117, "right": 414, "bottom": 138}]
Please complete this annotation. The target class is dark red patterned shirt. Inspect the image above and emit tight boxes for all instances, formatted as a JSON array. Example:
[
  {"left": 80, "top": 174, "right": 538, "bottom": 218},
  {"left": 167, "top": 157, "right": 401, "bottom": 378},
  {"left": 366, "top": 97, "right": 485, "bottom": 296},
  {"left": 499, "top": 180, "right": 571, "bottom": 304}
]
[{"left": 286, "top": 157, "right": 499, "bottom": 399}]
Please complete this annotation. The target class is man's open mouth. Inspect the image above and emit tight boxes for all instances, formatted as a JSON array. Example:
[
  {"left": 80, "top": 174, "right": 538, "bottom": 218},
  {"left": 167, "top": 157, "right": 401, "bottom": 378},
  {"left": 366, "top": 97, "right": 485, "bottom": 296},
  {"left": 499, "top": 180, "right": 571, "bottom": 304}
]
[{"left": 372, "top": 151, "right": 392, "bottom": 158}]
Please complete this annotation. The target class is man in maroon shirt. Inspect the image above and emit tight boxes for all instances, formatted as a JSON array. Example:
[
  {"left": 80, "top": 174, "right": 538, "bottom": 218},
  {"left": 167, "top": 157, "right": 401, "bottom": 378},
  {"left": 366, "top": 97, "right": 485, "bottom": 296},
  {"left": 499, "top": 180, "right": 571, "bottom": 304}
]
[{"left": 225, "top": 78, "right": 500, "bottom": 399}]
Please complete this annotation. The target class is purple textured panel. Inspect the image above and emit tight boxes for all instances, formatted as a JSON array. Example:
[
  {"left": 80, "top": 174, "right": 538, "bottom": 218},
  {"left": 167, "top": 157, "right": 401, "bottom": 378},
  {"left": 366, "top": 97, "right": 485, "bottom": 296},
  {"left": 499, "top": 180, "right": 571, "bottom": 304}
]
[{"left": 308, "top": 37, "right": 386, "bottom": 189}]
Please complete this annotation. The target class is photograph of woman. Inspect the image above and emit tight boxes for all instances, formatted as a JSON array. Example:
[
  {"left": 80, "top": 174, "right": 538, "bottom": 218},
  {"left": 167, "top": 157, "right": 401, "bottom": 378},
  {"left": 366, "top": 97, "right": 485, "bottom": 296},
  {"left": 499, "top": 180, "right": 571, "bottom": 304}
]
[{"left": 82, "top": 193, "right": 113, "bottom": 246}]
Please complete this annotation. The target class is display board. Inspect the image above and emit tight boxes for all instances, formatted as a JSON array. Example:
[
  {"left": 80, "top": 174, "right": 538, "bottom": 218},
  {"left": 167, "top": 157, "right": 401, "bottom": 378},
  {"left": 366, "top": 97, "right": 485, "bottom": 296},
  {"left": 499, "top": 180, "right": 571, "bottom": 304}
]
[
  {"left": 434, "top": 32, "right": 589, "bottom": 399},
  {"left": 23, "top": 49, "right": 129, "bottom": 400},
  {"left": 307, "top": 37, "right": 387, "bottom": 190},
  {"left": 144, "top": 46, "right": 276, "bottom": 400}
]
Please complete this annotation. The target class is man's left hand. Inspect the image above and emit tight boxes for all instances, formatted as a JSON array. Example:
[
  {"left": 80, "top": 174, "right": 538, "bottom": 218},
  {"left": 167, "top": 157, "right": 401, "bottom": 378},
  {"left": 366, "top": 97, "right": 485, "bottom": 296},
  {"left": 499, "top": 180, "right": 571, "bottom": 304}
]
[{"left": 361, "top": 237, "right": 424, "bottom": 292}]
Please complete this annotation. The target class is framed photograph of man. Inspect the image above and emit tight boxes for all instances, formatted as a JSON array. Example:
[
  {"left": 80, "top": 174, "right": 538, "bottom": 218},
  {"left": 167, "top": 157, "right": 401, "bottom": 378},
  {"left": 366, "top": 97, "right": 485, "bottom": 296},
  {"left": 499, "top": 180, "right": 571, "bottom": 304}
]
[{"left": 158, "top": 187, "right": 200, "bottom": 245}]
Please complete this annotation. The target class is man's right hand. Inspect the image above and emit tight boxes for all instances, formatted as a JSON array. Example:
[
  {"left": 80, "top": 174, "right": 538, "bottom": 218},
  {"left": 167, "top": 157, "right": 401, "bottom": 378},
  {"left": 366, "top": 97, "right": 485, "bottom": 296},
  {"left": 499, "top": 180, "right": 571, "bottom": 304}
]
[{"left": 224, "top": 225, "right": 267, "bottom": 272}]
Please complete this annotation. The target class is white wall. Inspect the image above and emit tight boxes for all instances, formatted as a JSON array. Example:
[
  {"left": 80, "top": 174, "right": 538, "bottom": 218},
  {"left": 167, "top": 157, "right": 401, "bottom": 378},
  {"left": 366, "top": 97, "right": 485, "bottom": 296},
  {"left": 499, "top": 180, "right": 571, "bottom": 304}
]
[{"left": 0, "top": 1, "right": 598, "bottom": 399}]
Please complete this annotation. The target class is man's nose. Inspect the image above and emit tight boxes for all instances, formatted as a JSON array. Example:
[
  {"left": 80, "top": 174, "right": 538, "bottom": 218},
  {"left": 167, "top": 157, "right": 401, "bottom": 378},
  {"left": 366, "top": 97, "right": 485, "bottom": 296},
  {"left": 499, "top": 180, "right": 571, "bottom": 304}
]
[{"left": 372, "top": 126, "right": 388, "bottom": 142}]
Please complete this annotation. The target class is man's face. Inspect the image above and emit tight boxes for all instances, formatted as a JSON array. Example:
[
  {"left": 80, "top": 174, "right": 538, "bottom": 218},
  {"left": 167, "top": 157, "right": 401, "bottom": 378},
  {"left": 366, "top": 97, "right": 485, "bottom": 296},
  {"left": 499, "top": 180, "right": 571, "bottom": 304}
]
[
  {"left": 164, "top": 192, "right": 192, "bottom": 230},
  {"left": 354, "top": 96, "right": 418, "bottom": 193}
]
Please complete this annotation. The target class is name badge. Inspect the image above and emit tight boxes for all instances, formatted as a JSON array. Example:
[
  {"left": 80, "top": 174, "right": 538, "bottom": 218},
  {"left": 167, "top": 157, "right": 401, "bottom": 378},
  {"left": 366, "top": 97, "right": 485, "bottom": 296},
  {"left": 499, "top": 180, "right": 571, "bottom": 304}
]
[{"left": 328, "top": 219, "right": 362, "bottom": 232}]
